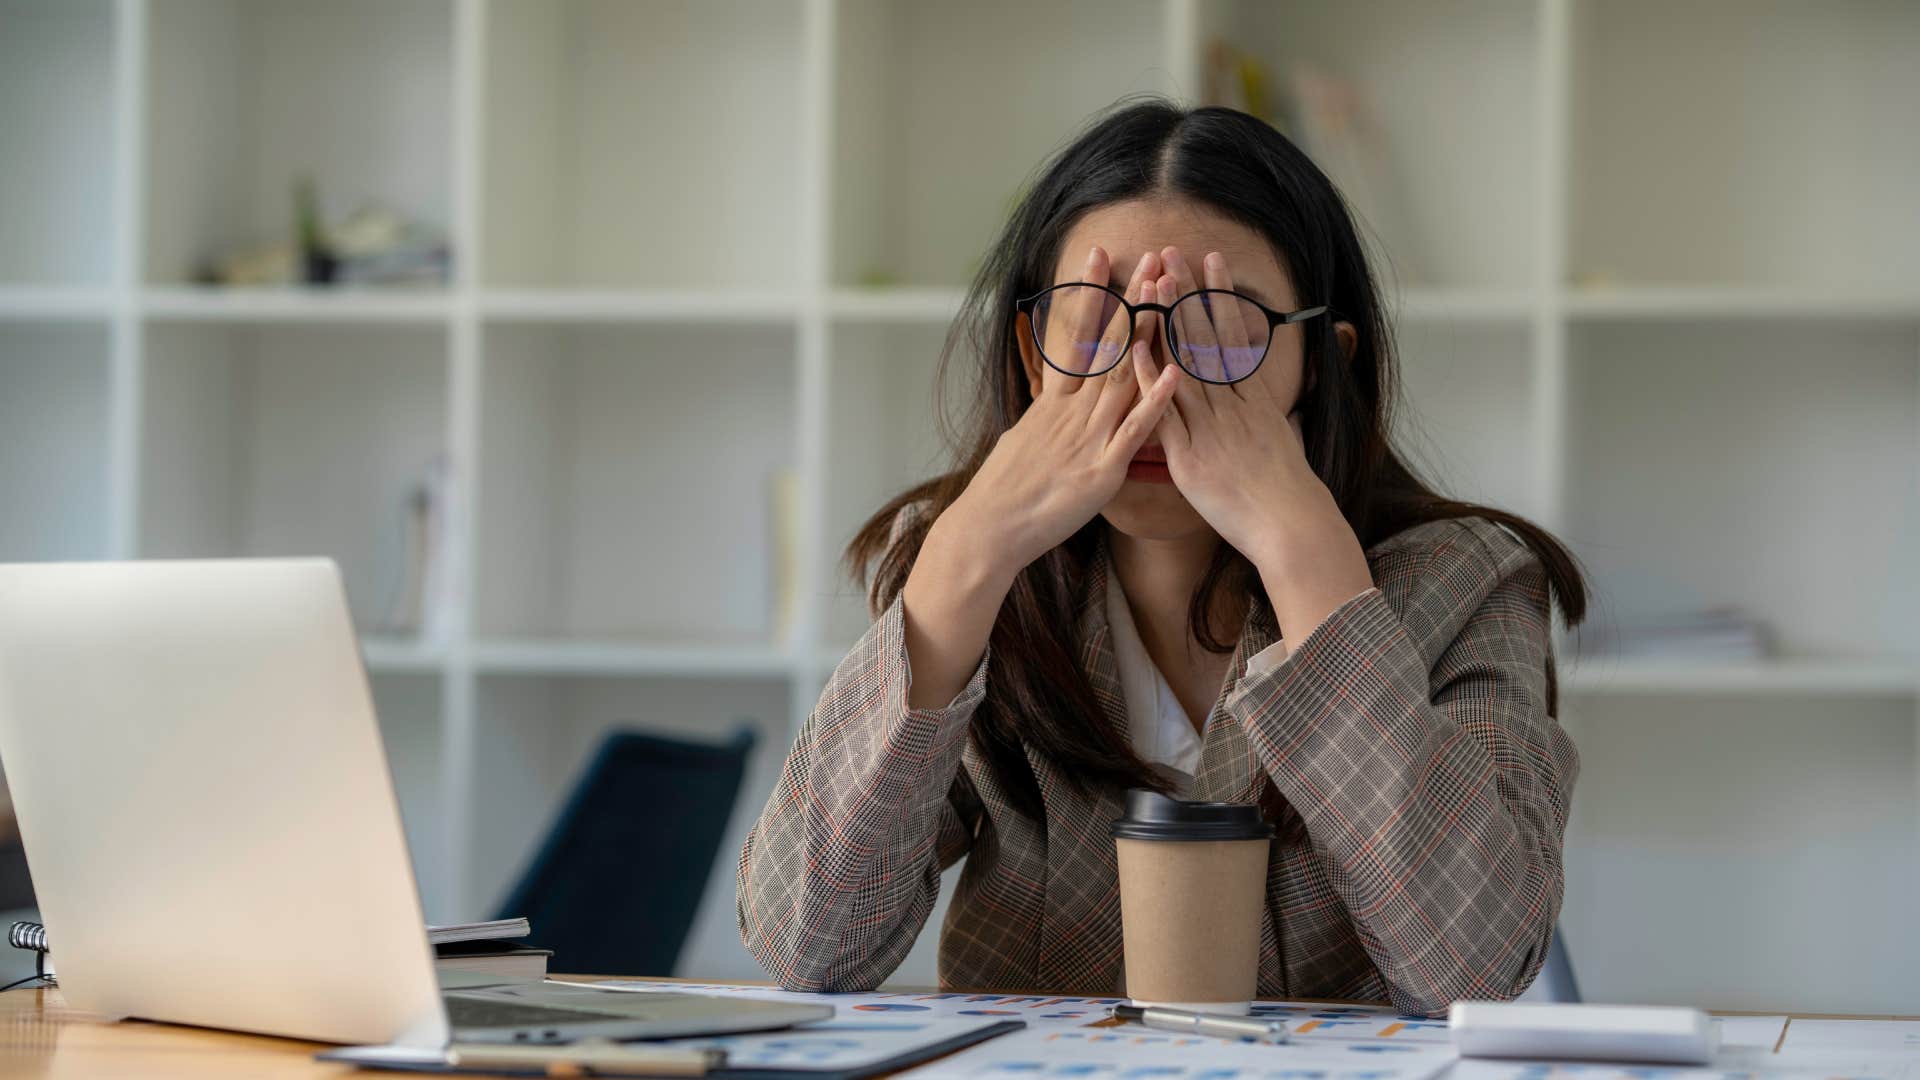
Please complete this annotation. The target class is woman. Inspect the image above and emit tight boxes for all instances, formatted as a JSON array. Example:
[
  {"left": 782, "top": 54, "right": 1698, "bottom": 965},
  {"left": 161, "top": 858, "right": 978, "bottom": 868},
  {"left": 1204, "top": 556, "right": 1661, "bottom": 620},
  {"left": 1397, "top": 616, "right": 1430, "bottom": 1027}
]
[{"left": 736, "top": 100, "right": 1584, "bottom": 1017}]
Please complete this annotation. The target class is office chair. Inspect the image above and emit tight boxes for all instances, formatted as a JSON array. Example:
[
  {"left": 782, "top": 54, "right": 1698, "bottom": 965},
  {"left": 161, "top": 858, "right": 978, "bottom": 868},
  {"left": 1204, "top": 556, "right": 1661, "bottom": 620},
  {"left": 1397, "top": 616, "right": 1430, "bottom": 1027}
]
[{"left": 494, "top": 725, "right": 757, "bottom": 977}]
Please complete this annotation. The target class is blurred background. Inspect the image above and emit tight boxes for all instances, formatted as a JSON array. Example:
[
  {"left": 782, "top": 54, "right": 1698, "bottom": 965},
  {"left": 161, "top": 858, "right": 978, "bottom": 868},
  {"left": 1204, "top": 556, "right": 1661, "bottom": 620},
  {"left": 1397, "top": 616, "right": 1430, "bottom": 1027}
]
[{"left": 0, "top": 0, "right": 1915, "bottom": 1014}]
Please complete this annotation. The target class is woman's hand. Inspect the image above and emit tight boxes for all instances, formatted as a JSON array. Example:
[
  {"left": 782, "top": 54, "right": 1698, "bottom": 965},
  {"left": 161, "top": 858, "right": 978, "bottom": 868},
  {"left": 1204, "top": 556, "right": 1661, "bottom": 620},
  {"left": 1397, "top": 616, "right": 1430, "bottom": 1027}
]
[
  {"left": 943, "top": 246, "right": 1180, "bottom": 578},
  {"left": 1144, "top": 247, "right": 1374, "bottom": 653},
  {"left": 898, "top": 246, "right": 1178, "bottom": 708}
]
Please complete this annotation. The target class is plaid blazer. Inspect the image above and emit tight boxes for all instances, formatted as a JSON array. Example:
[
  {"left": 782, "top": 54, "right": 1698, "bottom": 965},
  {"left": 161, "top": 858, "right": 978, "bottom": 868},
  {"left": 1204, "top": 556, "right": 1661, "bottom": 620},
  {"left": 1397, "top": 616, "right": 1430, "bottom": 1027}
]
[{"left": 737, "top": 516, "right": 1577, "bottom": 1017}]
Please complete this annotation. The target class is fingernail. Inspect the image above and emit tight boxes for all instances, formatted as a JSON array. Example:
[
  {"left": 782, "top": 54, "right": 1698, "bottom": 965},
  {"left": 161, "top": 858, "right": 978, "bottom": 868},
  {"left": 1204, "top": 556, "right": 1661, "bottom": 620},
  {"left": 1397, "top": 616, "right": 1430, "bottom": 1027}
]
[
  {"left": 1163, "top": 246, "right": 1182, "bottom": 265},
  {"left": 1205, "top": 252, "right": 1225, "bottom": 271},
  {"left": 1088, "top": 245, "right": 1103, "bottom": 264}
]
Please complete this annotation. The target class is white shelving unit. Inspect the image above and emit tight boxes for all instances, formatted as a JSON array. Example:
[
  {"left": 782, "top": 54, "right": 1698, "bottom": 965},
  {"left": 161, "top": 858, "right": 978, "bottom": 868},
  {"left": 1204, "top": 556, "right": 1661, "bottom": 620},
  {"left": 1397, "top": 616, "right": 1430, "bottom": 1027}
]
[{"left": 0, "top": 0, "right": 1913, "bottom": 1011}]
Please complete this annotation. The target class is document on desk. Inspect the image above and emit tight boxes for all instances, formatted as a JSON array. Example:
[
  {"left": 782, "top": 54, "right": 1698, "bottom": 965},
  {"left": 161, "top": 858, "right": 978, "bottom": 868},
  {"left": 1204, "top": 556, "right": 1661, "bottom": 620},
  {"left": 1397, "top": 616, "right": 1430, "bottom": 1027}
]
[
  {"left": 896, "top": 1026, "right": 1457, "bottom": 1080},
  {"left": 1450, "top": 1059, "right": 1917, "bottom": 1080},
  {"left": 1251, "top": 1001, "right": 1453, "bottom": 1043},
  {"left": 1715, "top": 1015, "right": 1790, "bottom": 1054},
  {"left": 1779, "top": 1019, "right": 1920, "bottom": 1055},
  {"left": 323, "top": 1015, "right": 1023, "bottom": 1078},
  {"left": 598, "top": 981, "right": 1454, "bottom": 1040},
  {"left": 596, "top": 981, "right": 1127, "bottom": 1028}
]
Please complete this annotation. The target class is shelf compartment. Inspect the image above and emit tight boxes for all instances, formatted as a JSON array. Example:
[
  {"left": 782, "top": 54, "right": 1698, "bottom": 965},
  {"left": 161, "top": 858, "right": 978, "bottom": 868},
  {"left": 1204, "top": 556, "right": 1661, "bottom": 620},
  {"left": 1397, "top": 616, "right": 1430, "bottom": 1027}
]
[
  {"left": 467, "top": 673, "right": 788, "bottom": 981},
  {"left": 361, "top": 633, "right": 449, "bottom": 674},
  {"left": 1561, "top": 656, "right": 1920, "bottom": 697},
  {"left": 1560, "top": 693, "right": 1917, "bottom": 1014},
  {"left": 0, "top": 0, "right": 117, "bottom": 287},
  {"left": 0, "top": 287, "right": 116, "bottom": 322},
  {"left": 142, "top": 286, "right": 453, "bottom": 324},
  {"left": 480, "top": 290, "right": 799, "bottom": 324},
  {"left": 1564, "top": 320, "right": 1920, "bottom": 663},
  {"left": 1391, "top": 320, "right": 1542, "bottom": 523},
  {"left": 825, "top": 288, "right": 966, "bottom": 325},
  {"left": 472, "top": 639, "right": 793, "bottom": 679},
  {"left": 1197, "top": 0, "right": 1541, "bottom": 291},
  {"left": 1569, "top": 0, "right": 1920, "bottom": 290},
  {"left": 821, "top": 321, "right": 957, "bottom": 646},
  {"left": 830, "top": 0, "right": 1171, "bottom": 289},
  {"left": 481, "top": 0, "right": 803, "bottom": 289},
  {"left": 371, "top": 672, "right": 451, "bottom": 922},
  {"left": 1563, "top": 286, "right": 1920, "bottom": 323},
  {"left": 0, "top": 322, "right": 114, "bottom": 561},
  {"left": 476, "top": 321, "right": 797, "bottom": 645},
  {"left": 144, "top": 0, "right": 454, "bottom": 286},
  {"left": 139, "top": 323, "right": 450, "bottom": 634}
]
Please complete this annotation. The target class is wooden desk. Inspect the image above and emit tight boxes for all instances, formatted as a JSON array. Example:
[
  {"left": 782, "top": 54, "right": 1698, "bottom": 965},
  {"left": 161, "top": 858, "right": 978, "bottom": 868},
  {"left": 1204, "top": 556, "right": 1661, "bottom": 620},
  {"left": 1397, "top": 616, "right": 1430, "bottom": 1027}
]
[{"left": 2, "top": 979, "right": 1913, "bottom": 1078}]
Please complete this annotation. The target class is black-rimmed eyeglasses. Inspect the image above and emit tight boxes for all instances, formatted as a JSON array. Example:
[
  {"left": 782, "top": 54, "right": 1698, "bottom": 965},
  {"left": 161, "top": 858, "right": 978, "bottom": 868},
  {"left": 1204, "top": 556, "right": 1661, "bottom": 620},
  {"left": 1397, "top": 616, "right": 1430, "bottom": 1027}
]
[{"left": 1014, "top": 282, "right": 1329, "bottom": 385}]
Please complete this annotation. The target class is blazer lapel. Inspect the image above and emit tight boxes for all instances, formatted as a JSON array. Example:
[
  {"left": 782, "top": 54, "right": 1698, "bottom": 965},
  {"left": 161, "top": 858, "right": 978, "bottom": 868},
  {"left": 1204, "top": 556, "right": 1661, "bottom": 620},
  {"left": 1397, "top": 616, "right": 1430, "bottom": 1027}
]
[
  {"left": 1189, "top": 597, "right": 1289, "bottom": 996},
  {"left": 1022, "top": 541, "right": 1129, "bottom": 993},
  {"left": 1188, "top": 597, "right": 1282, "bottom": 806},
  {"left": 1022, "top": 544, "right": 1289, "bottom": 994},
  {"left": 1078, "top": 541, "right": 1130, "bottom": 744}
]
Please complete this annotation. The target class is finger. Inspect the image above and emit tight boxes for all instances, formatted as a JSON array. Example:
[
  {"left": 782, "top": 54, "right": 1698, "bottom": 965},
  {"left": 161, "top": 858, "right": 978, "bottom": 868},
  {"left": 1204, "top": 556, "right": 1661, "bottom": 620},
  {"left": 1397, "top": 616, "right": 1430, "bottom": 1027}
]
[
  {"left": 1042, "top": 245, "right": 1112, "bottom": 392},
  {"left": 1156, "top": 387, "right": 1191, "bottom": 454},
  {"left": 1104, "top": 361, "right": 1180, "bottom": 466},
  {"left": 1082, "top": 253, "right": 1158, "bottom": 412},
  {"left": 1087, "top": 338, "right": 1147, "bottom": 435},
  {"left": 1157, "top": 275, "right": 1212, "bottom": 418},
  {"left": 1161, "top": 247, "right": 1222, "bottom": 383},
  {"left": 1202, "top": 251, "right": 1257, "bottom": 381},
  {"left": 1139, "top": 344, "right": 1190, "bottom": 452},
  {"left": 1095, "top": 252, "right": 1155, "bottom": 377}
]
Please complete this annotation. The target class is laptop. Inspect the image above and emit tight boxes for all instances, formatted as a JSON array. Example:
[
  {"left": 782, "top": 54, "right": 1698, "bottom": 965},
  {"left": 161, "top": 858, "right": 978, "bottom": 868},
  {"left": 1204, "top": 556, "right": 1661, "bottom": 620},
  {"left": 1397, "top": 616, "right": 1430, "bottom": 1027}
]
[{"left": 0, "top": 558, "right": 830, "bottom": 1047}]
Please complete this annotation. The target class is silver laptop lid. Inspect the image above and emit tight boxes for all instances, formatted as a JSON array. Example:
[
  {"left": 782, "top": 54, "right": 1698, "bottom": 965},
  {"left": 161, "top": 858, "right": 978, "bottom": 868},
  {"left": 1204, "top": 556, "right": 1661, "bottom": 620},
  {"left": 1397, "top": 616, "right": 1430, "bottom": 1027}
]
[{"left": 0, "top": 559, "right": 447, "bottom": 1047}]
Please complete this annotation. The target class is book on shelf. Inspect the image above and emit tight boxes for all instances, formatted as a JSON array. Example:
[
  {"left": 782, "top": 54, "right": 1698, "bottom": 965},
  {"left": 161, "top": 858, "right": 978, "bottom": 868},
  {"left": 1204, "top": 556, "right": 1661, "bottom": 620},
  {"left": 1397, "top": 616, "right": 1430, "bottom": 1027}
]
[
  {"left": 426, "top": 917, "right": 530, "bottom": 947},
  {"left": 427, "top": 917, "right": 549, "bottom": 978},
  {"left": 7, "top": 917, "right": 548, "bottom": 983},
  {"left": 433, "top": 939, "right": 552, "bottom": 979},
  {"left": 1203, "top": 41, "right": 1427, "bottom": 285}
]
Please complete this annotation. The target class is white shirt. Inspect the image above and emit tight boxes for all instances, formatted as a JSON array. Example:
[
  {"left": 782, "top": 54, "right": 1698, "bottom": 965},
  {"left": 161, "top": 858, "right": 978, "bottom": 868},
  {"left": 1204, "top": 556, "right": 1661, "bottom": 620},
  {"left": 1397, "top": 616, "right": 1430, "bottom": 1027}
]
[{"left": 1103, "top": 570, "right": 1290, "bottom": 797}]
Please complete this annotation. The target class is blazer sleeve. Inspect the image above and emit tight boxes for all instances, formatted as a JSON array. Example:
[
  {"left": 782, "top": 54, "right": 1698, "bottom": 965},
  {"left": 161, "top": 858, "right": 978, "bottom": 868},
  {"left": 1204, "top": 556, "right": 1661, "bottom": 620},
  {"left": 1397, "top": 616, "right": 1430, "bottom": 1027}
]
[
  {"left": 1225, "top": 531, "right": 1577, "bottom": 1017},
  {"left": 736, "top": 591, "right": 990, "bottom": 991}
]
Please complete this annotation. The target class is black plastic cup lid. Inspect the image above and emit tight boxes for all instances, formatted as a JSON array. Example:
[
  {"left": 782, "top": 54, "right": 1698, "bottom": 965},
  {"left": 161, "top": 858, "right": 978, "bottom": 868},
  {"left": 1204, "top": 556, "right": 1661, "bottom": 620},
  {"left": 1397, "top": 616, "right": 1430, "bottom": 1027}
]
[{"left": 1110, "top": 788, "right": 1274, "bottom": 842}]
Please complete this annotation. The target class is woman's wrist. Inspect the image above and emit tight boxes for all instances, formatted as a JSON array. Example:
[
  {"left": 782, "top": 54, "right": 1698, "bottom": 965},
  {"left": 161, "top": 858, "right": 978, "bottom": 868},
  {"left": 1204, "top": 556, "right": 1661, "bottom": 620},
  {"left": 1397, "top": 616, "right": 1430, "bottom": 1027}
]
[
  {"left": 919, "top": 508, "right": 1022, "bottom": 602},
  {"left": 933, "top": 493, "right": 1044, "bottom": 586},
  {"left": 1246, "top": 513, "right": 1374, "bottom": 653},
  {"left": 897, "top": 512, "right": 1019, "bottom": 711}
]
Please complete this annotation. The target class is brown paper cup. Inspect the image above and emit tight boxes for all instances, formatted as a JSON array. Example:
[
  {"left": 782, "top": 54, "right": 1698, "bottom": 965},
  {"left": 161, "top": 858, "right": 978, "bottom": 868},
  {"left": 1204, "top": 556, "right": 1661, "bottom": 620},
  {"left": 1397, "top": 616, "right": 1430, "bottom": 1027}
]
[{"left": 1112, "top": 790, "right": 1273, "bottom": 1015}]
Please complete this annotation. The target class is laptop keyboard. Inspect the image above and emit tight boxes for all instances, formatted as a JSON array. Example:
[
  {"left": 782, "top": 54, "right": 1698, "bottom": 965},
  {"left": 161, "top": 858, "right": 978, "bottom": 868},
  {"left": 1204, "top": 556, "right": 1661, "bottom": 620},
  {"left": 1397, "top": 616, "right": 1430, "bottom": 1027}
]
[{"left": 443, "top": 995, "right": 631, "bottom": 1029}]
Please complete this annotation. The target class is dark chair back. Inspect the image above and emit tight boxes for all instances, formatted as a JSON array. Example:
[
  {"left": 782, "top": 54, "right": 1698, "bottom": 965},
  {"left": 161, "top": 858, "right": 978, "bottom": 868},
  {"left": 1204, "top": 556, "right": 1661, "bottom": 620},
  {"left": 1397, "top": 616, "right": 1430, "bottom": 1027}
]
[{"left": 494, "top": 725, "right": 756, "bottom": 976}]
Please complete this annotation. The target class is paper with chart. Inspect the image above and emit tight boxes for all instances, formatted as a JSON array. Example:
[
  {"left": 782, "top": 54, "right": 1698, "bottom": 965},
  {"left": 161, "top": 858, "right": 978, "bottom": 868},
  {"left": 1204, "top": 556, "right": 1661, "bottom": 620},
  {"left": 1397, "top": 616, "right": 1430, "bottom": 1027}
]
[
  {"left": 896, "top": 1025, "right": 1458, "bottom": 1080},
  {"left": 1248, "top": 1001, "right": 1453, "bottom": 1043},
  {"left": 594, "top": 980, "right": 1127, "bottom": 1027},
  {"left": 1779, "top": 1019, "right": 1920, "bottom": 1055},
  {"left": 1449, "top": 1058, "right": 1918, "bottom": 1080},
  {"left": 321, "top": 1015, "right": 1024, "bottom": 1075},
  {"left": 1715, "top": 1016, "right": 1790, "bottom": 1054},
  {"left": 594, "top": 981, "right": 1457, "bottom": 1038},
  {"left": 661, "top": 1014, "right": 1018, "bottom": 1071}
]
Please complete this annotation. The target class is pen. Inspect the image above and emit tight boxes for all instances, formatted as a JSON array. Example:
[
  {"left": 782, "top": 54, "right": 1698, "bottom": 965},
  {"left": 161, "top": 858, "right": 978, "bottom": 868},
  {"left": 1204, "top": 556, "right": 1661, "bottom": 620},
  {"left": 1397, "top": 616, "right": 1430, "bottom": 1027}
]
[
  {"left": 1112, "top": 1004, "right": 1291, "bottom": 1045},
  {"left": 447, "top": 1039, "right": 726, "bottom": 1077}
]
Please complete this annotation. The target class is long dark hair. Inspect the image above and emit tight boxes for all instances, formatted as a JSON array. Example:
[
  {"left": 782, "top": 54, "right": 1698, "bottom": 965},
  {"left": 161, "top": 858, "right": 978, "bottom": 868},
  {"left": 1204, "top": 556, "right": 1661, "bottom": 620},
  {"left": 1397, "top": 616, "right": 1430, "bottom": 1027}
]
[{"left": 847, "top": 99, "right": 1587, "bottom": 819}]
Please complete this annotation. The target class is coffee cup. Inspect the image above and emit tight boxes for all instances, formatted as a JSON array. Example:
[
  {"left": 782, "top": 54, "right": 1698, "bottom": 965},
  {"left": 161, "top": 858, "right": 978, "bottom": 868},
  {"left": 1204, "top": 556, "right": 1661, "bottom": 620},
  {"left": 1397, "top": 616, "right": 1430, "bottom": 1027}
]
[{"left": 1111, "top": 788, "right": 1273, "bottom": 1015}]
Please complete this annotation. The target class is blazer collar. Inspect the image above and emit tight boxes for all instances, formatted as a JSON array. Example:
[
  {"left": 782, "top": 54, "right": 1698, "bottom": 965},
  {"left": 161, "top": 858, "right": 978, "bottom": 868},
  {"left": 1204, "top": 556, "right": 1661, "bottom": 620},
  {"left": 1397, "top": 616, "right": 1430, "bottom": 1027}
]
[
  {"left": 1079, "top": 533, "right": 1279, "bottom": 807},
  {"left": 1020, "top": 534, "right": 1279, "bottom": 991}
]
